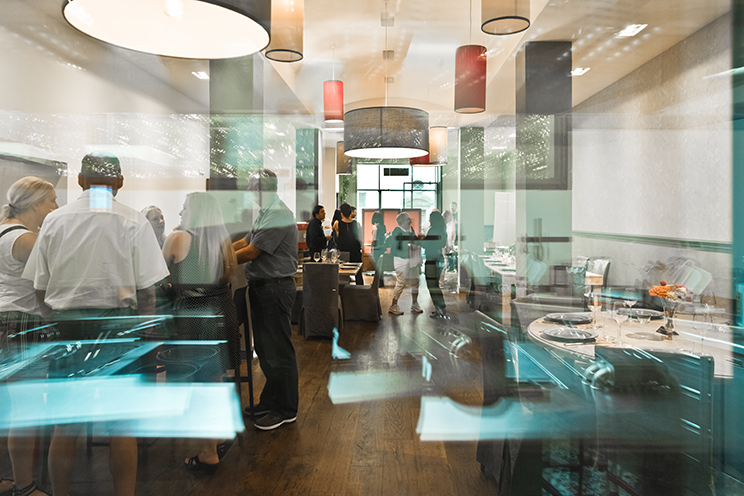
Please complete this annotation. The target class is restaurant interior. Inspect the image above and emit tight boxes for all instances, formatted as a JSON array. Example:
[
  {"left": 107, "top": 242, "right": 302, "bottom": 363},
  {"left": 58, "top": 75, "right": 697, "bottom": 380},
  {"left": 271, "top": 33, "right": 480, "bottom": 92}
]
[{"left": 0, "top": 0, "right": 743, "bottom": 495}]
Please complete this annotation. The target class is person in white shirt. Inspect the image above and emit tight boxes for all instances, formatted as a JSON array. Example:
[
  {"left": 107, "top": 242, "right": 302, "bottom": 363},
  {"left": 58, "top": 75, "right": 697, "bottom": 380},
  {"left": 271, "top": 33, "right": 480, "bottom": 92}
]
[
  {"left": 23, "top": 152, "right": 168, "bottom": 496},
  {"left": 0, "top": 176, "right": 57, "bottom": 496}
]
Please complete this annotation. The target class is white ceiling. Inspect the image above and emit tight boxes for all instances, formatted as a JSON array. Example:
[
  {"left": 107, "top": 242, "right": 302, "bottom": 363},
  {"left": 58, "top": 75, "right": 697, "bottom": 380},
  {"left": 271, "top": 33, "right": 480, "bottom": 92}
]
[{"left": 0, "top": 0, "right": 733, "bottom": 126}]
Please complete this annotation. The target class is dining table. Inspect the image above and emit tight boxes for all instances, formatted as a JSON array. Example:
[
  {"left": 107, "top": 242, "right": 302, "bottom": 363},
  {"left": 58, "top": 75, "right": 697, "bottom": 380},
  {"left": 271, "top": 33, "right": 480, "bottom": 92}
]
[
  {"left": 294, "top": 261, "right": 363, "bottom": 289},
  {"left": 481, "top": 254, "right": 604, "bottom": 325},
  {"left": 527, "top": 310, "right": 734, "bottom": 378}
]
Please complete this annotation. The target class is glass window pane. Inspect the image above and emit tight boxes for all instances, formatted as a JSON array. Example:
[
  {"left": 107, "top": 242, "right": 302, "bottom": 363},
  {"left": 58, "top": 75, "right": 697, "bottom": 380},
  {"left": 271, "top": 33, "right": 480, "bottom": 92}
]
[
  {"left": 380, "top": 166, "right": 411, "bottom": 190},
  {"left": 356, "top": 191, "right": 379, "bottom": 209},
  {"left": 412, "top": 166, "right": 437, "bottom": 182},
  {"left": 356, "top": 163, "right": 379, "bottom": 189},
  {"left": 381, "top": 191, "right": 404, "bottom": 210}
]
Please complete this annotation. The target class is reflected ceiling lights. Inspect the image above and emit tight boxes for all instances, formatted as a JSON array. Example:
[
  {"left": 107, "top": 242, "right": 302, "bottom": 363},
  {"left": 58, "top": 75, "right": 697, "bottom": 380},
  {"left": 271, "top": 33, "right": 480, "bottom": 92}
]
[
  {"left": 344, "top": 107, "right": 429, "bottom": 159},
  {"left": 63, "top": 0, "right": 270, "bottom": 59},
  {"left": 455, "top": 45, "right": 487, "bottom": 113},
  {"left": 481, "top": 0, "right": 530, "bottom": 36},
  {"left": 264, "top": 0, "right": 304, "bottom": 62},
  {"left": 336, "top": 142, "right": 352, "bottom": 175},
  {"left": 616, "top": 24, "right": 648, "bottom": 38}
]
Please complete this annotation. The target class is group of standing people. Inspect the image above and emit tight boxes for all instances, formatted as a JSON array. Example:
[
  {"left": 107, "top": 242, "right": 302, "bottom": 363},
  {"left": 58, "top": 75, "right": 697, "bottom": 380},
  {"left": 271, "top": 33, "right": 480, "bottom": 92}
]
[
  {"left": 0, "top": 155, "right": 300, "bottom": 495},
  {"left": 304, "top": 203, "right": 455, "bottom": 318}
]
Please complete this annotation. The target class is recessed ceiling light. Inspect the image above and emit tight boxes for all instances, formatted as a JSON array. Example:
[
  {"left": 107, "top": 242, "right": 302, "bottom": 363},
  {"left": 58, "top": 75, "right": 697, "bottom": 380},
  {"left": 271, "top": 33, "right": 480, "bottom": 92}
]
[
  {"left": 191, "top": 71, "right": 209, "bottom": 80},
  {"left": 571, "top": 68, "right": 590, "bottom": 76},
  {"left": 616, "top": 24, "right": 648, "bottom": 38}
]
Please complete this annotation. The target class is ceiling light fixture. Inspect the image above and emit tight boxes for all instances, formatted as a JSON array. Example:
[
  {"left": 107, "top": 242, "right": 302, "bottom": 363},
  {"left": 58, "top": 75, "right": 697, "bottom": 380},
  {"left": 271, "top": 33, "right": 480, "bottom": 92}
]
[
  {"left": 343, "top": 0, "right": 429, "bottom": 159},
  {"left": 336, "top": 142, "right": 353, "bottom": 175},
  {"left": 481, "top": 0, "right": 530, "bottom": 36},
  {"left": 324, "top": 44, "right": 344, "bottom": 123},
  {"left": 455, "top": 0, "right": 487, "bottom": 113},
  {"left": 62, "top": 0, "right": 270, "bottom": 59},
  {"left": 264, "top": 0, "right": 304, "bottom": 62},
  {"left": 570, "top": 67, "right": 590, "bottom": 76},
  {"left": 616, "top": 24, "right": 648, "bottom": 38}
]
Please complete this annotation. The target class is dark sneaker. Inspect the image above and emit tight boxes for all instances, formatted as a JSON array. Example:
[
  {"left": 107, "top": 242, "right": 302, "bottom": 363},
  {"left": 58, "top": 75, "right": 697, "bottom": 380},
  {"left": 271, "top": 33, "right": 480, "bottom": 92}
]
[
  {"left": 242, "top": 403, "right": 271, "bottom": 417},
  {"left": 254, "top": 412, "right": 297, "bottom": 431}
]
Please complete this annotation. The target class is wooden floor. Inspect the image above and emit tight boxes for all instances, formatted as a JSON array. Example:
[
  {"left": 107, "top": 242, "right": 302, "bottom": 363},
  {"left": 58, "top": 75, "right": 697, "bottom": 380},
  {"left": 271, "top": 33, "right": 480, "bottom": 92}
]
[{"left": 1, "top": 275, "right": 501, "bottom": 495}]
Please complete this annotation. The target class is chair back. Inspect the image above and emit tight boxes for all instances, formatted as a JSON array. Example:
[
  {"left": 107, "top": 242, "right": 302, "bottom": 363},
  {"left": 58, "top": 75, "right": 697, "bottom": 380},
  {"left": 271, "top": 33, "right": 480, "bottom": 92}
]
[
  {"left": 302, "top": 263, "right": 339, "bottom": 338},
  {"left": 340, "top": 251, "right": 351, "bottom": 262}
]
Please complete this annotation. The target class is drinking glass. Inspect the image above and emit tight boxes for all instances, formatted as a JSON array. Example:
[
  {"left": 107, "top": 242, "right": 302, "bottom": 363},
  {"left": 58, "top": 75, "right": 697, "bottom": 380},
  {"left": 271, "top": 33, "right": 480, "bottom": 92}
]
[
  {"left": 588, "top": 300, "right": 602, "bottom": 336},
  {"left": 313, "top": 252, "right": 321, "bottom": 263},
  {"left": 321, "top": 249, "right": 328, "bottom": 262},
  {"left": 612, "top": 302, "right": 628, "bottom": 344}
]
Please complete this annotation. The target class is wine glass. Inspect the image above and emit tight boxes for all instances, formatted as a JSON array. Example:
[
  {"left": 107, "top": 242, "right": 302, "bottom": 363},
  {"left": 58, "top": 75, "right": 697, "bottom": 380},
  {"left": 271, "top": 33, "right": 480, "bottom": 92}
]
[
  {"left": 321, "top": 249, "right": 328, "bottom": 262},
  {"left": 313, "top": 252, "right": 321, "bottom": 263},
  {"left": 587, "top": 294, "right": 602, "bottom": 336},
  {"left": 612, "top": 302, "right": 628, "bottom": 344}
]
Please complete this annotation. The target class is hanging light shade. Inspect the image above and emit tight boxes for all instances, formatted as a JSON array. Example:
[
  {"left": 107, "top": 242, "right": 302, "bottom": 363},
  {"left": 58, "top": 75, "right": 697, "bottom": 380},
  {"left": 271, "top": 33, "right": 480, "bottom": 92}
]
[
  {"left": 336, "top": 142, "right": 352, "bottom": 175},
  {"left": 62, "top": 0, "right": 270, "bottom": 59},
  {"left": 344, "top": 107, "right": 429, "bottom": 159},
  {"left": 324, "top": 81, "right": 344, "bottom": 123},
  {"left": 482, "top": 0, "right": 530, "bottom": 35},
  {"left": 410, "top": 154, "right": 430, "bottom": 166},
  {"left": 264, "top": 0, "right": 304, "bottom": 62},
  {"left": 454, "top": 45, "right": 487, "bottom": 113},
  {"left": 428, "top": 126, "right": 448, "bottom": 165}
]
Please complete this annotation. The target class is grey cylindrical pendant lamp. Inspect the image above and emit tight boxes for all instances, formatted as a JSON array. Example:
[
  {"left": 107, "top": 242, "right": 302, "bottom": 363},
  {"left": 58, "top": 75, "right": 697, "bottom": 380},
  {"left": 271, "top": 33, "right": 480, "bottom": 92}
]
[
  {"left": 482, "top": 0, "right": 530, "bottom": 36},
  {"left": 62, "top": 0, "right": 271, "bottom": 59},
  {"left": 343, "top": 107, "right": 429, "bottom": 159}
]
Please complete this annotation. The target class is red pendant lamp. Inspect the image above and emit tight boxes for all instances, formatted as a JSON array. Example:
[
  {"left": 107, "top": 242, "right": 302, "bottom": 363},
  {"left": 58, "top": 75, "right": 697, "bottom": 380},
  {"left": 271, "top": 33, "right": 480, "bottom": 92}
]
[
  {"left": 455, "top": 44, "right": 486, "bottom": 114},
  {"left": 455, "top": 0, "right": 487, "bottom": 114},
  {"left": 324, "top": 80, "right": 344, "bottom": 123}
]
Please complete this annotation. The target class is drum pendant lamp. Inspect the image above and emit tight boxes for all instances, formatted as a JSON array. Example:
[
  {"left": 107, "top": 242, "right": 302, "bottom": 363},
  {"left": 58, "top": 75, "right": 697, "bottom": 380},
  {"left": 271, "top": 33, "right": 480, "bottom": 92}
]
[
  {"left": 455, "top": 45, "right": 487, "bottom": 114},
  {"left": 336, "top": 142, "right": 352, "bottom": 175},
  {"left": 62, "top": 0, "right": 271, "bottom": 59},
  {"left": 324, "top": 47, "right": 344, "bottom": 122},
  {"left": 343, "top": 1, "right": 429, "bottom": 160},
  {"left": 264, "top": 0, "right": 304, "bottom": 62},
  {"left": 482, "top": 0, "right": 531, "bottom": 35}
]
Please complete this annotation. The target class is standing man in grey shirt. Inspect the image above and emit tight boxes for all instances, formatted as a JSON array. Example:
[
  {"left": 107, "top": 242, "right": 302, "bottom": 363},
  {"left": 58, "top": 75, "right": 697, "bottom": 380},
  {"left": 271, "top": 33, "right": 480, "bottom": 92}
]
[{"left": 233, "top": 169, "right": 299, "bottom": 430}]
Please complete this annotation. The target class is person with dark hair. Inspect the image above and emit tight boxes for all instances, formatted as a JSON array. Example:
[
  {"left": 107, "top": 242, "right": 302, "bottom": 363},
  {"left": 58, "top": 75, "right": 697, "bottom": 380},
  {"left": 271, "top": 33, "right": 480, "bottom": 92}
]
[
  {"left": 422, "top": 210, "right": 447, "bottom": 317},
  {"left": 23, "top": 152, "right": 168, "bottom": 496},
  {"left": 329, "top": 208, "right": 342, "bottom": 248},
  {"left": 233, "top": 169, "right": 299, "bottom": 431},
  {"left": 306, "top": 204, "right": 328, "bottom": 259},
  {"left": 333, "top": 203, "right": 363, "bottom": 284}
]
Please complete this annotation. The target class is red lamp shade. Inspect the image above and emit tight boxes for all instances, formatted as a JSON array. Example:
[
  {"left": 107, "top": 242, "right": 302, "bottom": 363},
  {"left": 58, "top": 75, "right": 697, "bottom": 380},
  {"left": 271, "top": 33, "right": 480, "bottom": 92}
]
[
  {"left": 324, "top": 80, "right": 344, "bottom": 123},
  {"left": 454, "top": 45, "right": 487, "bottom": 114},
  {"left": 410, "top": 154, "right": 430, "bottom": 165}
]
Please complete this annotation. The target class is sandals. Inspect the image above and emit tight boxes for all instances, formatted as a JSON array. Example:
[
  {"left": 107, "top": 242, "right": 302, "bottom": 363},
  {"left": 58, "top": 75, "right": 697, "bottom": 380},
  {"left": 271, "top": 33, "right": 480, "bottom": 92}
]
[
  {"left": 0, "top": 478, "right": 13, "bottom": 496},
  {"left": 184, "top": 455, "right": 218, "bottom": 475},
  {"left": 216, "top": 438, "right": 235, "bottom": 461},
  {"left": 12, "top": 482, "right": 50, "bottom": 496}
]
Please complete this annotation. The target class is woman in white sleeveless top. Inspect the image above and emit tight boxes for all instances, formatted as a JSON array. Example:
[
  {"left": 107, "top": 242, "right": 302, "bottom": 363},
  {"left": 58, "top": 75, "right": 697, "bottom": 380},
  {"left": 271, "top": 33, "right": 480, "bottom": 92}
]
[{"left": 0, "top": 176, "right": 57, "bottom": 496}]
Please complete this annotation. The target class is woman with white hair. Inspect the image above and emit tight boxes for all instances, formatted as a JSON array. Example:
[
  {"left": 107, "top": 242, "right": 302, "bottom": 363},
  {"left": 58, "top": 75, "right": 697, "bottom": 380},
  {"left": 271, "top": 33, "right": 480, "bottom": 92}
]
[
  {"left": 162, "top": 192, "right": 240, "bottom": 474},
  {"left": 0, "top": 176, "right": 57, "bottom": 496},
  {"left": 387, "top": 211, "right": 422, "bottom": 315}
]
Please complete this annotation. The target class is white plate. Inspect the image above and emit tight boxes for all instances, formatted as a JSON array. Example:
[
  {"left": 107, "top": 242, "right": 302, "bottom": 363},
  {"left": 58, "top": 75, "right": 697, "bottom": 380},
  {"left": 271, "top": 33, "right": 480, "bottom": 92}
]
[
  {"left": 543, "top": 327, "right": 597, "bottom": 342},
  {"left": 545, "top": 312, "right": 593, "bottom": 325}
]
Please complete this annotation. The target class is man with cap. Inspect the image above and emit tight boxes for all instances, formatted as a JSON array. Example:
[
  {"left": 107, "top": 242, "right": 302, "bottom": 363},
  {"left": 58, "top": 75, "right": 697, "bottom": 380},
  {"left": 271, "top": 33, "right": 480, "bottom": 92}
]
[
  {"left": 233, "top": 169, "right": 299, "bottom": 431},
  {"left": 23, "top": 151, "right": 169, "bottom": 496}
]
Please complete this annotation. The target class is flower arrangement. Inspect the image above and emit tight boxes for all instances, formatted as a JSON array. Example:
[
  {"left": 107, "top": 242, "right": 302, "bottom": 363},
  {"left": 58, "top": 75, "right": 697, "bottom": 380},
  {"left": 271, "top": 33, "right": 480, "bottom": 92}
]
[{"left": 648, "top": 280, "right": 688, "bottom": 300}]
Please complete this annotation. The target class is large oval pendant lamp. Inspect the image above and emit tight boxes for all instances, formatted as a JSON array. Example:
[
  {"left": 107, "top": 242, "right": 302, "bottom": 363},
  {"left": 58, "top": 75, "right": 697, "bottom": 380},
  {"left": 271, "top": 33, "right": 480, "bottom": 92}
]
[
  {"left": 455, "top": 45, "right": 487, "bottom": 114},
  {"left": 336, "top": 142, "right": 352, "bottom": 175},
  {"left": 62, "top": 0, "right": 270, "bottom": 59},
  {"left": 324, "top": 81, "right": 344, "bottom": 123},
  {"left": 265, "top": 0, "right": 304, "bottom": 62},
  {"left": 344, "top": 107, "right": 429, "bottom": 159},
  {"left": 482, "top": 0, "right": 530, "bottom": 35}
]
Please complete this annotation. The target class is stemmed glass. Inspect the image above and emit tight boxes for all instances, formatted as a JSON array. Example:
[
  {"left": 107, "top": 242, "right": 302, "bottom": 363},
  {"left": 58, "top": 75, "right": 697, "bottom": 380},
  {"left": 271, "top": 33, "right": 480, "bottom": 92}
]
[
  {"left": 586, "top": 294, "right": 603, "bottom": 338},
  {"left": 611, "top": 302, "right": 628, "bottom": 345},
  {"left": 313, "top": 252, "right": 321, "bottom": 263}
]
